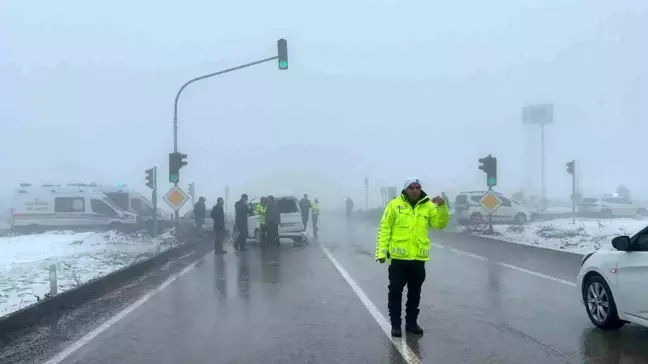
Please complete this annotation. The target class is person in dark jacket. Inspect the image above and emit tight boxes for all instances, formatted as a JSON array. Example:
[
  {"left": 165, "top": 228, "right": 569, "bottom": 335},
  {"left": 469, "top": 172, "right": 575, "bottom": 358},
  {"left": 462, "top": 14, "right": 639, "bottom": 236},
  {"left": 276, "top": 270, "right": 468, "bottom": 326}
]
[
  {"left": 346, "top": 197, "right": 354, "bottom": 218},
  {"left": 299, "top": 194, "right": 311, "bottom": 230},
  {"left": 234, "top": 194, "right": 249, "bottom": 251},
  {"left": 265, "top": 195, "right": 281, "bottom": 246},
  {"left": 194, "top": 197, "right": 207, "bottom": 233},
  {"left": 210, "top": 197, "right": 227, "bottom": 254}
]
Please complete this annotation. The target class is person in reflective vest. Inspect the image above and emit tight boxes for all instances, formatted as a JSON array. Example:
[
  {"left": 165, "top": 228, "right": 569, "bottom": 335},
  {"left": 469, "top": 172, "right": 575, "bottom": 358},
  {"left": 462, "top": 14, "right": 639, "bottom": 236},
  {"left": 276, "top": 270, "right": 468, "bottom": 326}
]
[
  {"left": 255, "top": 197, "right": 268, "bottom": 245},
  {"left": 311, "top": 198, "right": 320, "bottom": 237},
  {"left": 375, "top": 178, "right": 450, "bottom": 338}
]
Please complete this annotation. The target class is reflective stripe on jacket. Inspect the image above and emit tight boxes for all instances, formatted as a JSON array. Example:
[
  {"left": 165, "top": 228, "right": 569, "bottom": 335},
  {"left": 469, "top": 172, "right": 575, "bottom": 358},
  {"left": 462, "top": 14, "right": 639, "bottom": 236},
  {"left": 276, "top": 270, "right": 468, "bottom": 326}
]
[{"left": 375, "top": 192, "right": 450, "bottom": 262}]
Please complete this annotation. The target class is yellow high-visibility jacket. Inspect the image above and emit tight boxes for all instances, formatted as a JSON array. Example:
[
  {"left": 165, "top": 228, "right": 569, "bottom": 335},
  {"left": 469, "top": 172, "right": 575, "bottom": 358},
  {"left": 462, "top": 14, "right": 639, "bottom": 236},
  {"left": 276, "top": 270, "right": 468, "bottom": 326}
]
[
  {"left": 375, "top": 193, "right": 450, "bottom": 262},
  {"left": 255, "top": 204, "right": 267, "bottom": 225}
]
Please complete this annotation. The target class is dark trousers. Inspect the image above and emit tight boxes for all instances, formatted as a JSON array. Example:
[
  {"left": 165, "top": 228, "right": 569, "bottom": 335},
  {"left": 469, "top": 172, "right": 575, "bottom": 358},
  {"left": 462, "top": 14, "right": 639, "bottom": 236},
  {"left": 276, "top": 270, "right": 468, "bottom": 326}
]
[
  {"left": 302, "top": 213, "right": 309, "bottom": 230},
  {"left": 235, "top": 223, "right": 248, "bottom": 249},
  {"left": 266, "top": 223, "right": 279, "bottom": 245},
  {"left": 214, "top": 229, "right": 226, "bottom": 253},
  {"left": 312, "top": 215, "right": 319, "bottom": 236},
  {"left": 260, "top": 224, "right": 268, "bottom": 244},
  {"left": 388, "top": 259, "right": 426, "bottom": 327}
]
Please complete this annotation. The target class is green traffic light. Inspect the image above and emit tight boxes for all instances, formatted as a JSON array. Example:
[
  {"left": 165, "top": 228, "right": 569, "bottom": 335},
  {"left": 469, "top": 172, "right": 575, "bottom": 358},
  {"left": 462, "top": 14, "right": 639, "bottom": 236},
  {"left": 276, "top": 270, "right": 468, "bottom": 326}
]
[
  {"left": 487, "top": 177, "right": 497, "bottom": 186},
  {"left": 170, "top": 173, "right": 179, "bottom": 184},
  {"left": 279, "top": 60, "right": 288, "bottom": 70}
]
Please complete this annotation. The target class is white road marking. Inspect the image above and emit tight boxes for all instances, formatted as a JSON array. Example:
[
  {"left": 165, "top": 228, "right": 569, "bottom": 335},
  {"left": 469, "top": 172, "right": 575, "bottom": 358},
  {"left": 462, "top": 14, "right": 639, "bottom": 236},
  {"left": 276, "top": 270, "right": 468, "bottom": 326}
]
[
  {"left": 44, "top": 255, "right": 207, "bottom": 364},
  {"left": 431, "top": 243, "right": 577, "bottom": 287},
  {"left": 319, "top": 245, "right": 423, "bottom": 364}
]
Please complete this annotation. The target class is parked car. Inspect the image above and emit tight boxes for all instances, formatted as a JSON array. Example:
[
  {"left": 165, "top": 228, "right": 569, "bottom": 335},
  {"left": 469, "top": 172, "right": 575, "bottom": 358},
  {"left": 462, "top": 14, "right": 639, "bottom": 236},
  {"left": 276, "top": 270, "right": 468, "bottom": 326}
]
[
  {"left": 180, "top": 209, "right": 214, "bottom": 233},
  {"left": 578, "top": 195, "right": 648, "bottom": 218},
  {"left": 247, "top": 196, "right": 308, "bottom": 243},
  {"left": 453, "top": 190, "right": 534, "bottom": 225},
  {"left": 577, "top": 226, "right": 648, "bottom": 330}
]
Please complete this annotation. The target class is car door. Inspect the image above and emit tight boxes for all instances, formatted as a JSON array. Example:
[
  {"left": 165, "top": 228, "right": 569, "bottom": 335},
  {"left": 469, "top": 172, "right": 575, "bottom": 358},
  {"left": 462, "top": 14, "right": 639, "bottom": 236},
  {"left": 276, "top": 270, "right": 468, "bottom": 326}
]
[
  {"left": 247, "top": 202, "right": 259, "bottom": 238},
  {"left": 616, "top": 231, "right": 648, "bottom": 320}
]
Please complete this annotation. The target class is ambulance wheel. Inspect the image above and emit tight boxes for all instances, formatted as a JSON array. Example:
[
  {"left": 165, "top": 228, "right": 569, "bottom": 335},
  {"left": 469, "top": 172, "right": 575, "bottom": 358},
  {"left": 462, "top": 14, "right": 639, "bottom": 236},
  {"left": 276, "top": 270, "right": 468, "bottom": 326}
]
[{"left": 107, "top": 222, "right": 122, "bottom": 232}]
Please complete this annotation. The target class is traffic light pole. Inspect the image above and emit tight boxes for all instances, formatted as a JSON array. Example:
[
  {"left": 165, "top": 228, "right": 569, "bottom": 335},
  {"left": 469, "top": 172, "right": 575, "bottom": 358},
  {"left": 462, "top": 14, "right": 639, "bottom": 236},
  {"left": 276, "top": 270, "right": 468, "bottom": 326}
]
[
  {"left": 171, "top": 56, "right": 280, "bottom": 236},
  {"left": 571, "top": 161, "right": 576, "bottom": 224},
  {"left": 487, "top": 186, "right": 494, "bottom": 234},
  {"left": 152, "top": 167, "right": 158, "bottom": 237}
]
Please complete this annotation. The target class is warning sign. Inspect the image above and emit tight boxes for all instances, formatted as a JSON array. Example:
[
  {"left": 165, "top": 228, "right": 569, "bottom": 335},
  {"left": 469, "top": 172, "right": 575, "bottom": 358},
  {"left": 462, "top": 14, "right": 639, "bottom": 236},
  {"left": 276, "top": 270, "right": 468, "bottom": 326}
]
[
  {"left": 479, "top": 190, "right": 503, "bottom": 215},
  {"left": 163, "top": 185, "right": 190, "bottom": 211}
]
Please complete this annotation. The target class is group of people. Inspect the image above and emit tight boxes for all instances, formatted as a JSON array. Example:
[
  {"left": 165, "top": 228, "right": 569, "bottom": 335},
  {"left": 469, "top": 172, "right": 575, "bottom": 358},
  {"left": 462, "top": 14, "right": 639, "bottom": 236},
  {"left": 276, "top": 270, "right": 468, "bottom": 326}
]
[{"left": 243, "top": 194, "right": 282, "bottom": 248}]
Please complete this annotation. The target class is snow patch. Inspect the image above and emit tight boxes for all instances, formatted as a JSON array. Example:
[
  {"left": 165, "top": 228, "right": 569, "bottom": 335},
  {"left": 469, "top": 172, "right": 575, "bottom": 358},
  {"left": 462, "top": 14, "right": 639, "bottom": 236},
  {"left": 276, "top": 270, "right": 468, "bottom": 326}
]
[
  {"left": 0, "top": 230, "right": 175, "bottom": 317},
  {"left": 466, "top": 218, "right": 647, "bottom": 255}
]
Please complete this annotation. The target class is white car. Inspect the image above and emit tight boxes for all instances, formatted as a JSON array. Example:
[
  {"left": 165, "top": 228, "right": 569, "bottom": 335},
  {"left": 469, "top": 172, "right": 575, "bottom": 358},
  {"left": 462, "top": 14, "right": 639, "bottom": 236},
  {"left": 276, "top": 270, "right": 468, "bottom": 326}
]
[
  {"left": 453, "top": 191, "right": 534, "bottom": 225},
  {"left": 247, "top": 196, "right": 308, "bottom": 244},
  {"left": 578, "top": 195, "right": 648, "bottom": 218},
  {"left": 181, "top": 209, "right": 214, "bottom": 233},
  {"left": 577, "top": 228, "right": 648, "bottom": 330}
]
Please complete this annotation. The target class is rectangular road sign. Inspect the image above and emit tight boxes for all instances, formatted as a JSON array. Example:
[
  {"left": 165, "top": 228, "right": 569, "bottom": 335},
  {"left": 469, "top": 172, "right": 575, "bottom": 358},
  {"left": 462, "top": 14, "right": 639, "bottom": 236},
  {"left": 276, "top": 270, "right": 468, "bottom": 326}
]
[
  {"left": 522, "top": 104, "right": 554, "bottom": 125},
  {"left": 163, "top": 185, "right": 190, "bottom": 211},
  {"left": 479, "top": 190, "right": 503, "bottom": 215}
]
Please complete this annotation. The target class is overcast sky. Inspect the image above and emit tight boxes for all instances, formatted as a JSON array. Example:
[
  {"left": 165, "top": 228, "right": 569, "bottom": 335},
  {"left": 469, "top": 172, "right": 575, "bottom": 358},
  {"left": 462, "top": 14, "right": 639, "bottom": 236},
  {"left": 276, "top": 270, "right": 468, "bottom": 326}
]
[{"left": 2, "top": 0, "right": 647, "bottom": 210}]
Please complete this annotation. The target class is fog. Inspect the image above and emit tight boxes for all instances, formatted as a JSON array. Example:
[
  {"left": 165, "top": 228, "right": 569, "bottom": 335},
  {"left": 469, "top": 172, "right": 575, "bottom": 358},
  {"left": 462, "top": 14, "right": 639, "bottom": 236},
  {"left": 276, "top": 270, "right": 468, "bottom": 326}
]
[{"left": 2, "top": 0, "right": 647, "bottom": 212}]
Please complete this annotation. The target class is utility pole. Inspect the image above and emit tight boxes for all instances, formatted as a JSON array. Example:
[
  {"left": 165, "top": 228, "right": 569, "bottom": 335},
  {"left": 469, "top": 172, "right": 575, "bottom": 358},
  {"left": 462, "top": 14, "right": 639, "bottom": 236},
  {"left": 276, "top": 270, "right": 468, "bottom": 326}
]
[
  {"left": 189, "top": 182, "right": 196, "bottom": 207},
  {"left": 225, "top": 185, "right": 230, "bottom": 216},
  {"left": 566, "top": 160, "right": 576, "bottom": 224},
  {"left": 170, "top": 39, "right": 289, "bottom": 233},
  {"left": 364, "top": 177, "right": 369, "bottom": 210}
]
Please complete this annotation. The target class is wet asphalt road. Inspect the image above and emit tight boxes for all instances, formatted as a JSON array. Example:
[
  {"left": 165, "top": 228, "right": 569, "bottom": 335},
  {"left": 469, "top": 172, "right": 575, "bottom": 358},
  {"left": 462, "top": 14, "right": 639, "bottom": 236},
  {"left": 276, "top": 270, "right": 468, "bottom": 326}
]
[{"left": 13, "top": 214, "right": 648, "bottom": 363}]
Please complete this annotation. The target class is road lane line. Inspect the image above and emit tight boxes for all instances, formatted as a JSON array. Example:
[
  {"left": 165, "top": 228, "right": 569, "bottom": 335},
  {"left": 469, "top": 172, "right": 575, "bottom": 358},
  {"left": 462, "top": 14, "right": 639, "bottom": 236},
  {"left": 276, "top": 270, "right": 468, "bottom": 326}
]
[
  {"left": 44, "top": 254, "right": 207, "bottom": 364},
  {"left": 319, "top": 245, "right": 423, "bottom": 364},
  {"left": 431, "top": 243, "right": 577, "bottom": 287}
]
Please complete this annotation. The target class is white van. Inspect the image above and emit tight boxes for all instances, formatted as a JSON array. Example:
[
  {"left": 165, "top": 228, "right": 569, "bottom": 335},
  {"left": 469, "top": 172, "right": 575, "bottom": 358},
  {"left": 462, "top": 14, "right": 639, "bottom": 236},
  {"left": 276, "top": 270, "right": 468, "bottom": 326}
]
[
  {"left": 9, "top": 184, "right": 138, "bottom": 233},
  {"left": 454, "top": 190, "right": 534, "bottom": 225},
  {"left": 247, "top": 196, "right": 308, "bottom": 243}
]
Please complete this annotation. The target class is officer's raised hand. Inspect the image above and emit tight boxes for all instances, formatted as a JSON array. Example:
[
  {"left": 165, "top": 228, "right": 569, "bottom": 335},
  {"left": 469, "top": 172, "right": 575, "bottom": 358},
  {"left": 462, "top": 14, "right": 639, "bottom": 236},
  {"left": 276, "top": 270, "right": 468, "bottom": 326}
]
[{"left": 431, "top": 196, "right": 445, "bottom": 205}]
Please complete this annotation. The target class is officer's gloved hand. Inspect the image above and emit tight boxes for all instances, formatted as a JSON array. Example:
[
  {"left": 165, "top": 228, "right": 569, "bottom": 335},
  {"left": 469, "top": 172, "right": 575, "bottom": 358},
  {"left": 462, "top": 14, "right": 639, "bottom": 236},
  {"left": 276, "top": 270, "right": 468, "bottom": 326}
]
[{"left": 376, "top": 258, "right": 386, "bottom": 264}]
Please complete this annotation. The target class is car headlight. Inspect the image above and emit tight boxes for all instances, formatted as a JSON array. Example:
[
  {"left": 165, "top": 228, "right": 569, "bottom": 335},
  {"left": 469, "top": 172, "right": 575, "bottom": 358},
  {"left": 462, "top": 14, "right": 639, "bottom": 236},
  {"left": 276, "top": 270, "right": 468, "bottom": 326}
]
[{"left": 581, "top": 252, "right": 595, "bottom": 266}]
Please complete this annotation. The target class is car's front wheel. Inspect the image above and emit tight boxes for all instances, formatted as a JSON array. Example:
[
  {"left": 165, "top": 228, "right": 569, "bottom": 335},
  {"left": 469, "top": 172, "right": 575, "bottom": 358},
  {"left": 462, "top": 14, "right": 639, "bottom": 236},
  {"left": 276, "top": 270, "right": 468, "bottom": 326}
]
[{"left": 584, "top": 275, "right": 625, "bottom": 330}]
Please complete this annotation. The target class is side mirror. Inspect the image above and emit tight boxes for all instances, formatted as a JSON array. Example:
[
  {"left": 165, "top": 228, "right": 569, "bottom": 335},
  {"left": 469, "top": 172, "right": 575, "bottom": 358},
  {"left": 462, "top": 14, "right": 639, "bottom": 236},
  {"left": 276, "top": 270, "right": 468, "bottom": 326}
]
[{"left": 612, "top": 236, "right": 632, "bottom": 251}]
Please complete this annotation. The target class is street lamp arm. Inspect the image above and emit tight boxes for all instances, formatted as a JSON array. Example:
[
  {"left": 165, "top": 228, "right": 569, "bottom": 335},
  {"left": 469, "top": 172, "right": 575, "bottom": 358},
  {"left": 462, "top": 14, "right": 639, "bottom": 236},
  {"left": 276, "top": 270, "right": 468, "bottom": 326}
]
[{"left": 172, "top": 55, "right": 278, "bottom": 152}]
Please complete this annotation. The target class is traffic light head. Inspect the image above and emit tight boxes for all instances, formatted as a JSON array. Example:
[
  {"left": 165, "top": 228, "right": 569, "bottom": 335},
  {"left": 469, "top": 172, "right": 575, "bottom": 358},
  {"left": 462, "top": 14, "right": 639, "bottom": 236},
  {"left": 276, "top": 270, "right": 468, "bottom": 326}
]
[
  {"left": 277, "top": 38, "right": 288, "bottom": 70},
  {"left": 478, "top": 155, "right": 497, "bottom": 187},
  {"left": 566, "top": 160, "right": 575, "bottom": 175},
  {"left": 169, "top": 152, "right": 188, "bottom": 184},
  {"left": 145, "top": 168, "right": 155, "bottom": 189}
]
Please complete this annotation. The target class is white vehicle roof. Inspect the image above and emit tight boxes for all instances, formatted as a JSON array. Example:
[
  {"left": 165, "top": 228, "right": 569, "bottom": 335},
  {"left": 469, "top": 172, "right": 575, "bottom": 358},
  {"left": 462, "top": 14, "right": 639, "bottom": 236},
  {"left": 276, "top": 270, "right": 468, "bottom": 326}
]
[{"left": 249, "top": 196, "right": 297, "bottom": 203}]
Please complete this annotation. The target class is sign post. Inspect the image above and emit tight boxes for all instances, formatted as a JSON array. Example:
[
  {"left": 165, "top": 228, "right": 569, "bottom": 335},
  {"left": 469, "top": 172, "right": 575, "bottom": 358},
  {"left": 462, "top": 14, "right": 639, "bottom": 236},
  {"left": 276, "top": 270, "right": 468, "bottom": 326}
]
[
  {"left": 164, "top": 186, "right": 190, "bottom": 236},
  {"left": 522, "top": 103, "right": 554, "bottom": 210},
  {"left": 479, "top": 189, "right": 503, "bottom": 234}
]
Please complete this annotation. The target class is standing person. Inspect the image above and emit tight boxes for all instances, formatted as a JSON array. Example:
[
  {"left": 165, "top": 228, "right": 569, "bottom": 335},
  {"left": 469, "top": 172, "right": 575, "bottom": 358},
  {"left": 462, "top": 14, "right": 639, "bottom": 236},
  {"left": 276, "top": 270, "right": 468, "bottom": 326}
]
[
  {"left": 375, "top": 178, "right": 450, "bottom": 337},
  {"left": 254, "top": 197, "right": 268, "bottom": 245},
  {"left": 345, "top": 197, "right": 354, "bottom": 218},
  {"left": 210, "top": 197, "right": 227, "bottom": 254},
  {"left": 234, "top": 194, "right": 250, "bottom": 251},
  {"left": 441, "top": 191, "right": 451, "bottom": 211},
  {"left": 194, "top": 197, "right": 207, "bottom": 234},
  {"left": 299, "top": 194, "right": 311, "bottom": 231},
  {"left": 265, "top": 195, "right": 280, "bottom": 246},
  {"left": 311, "top": 198, "right": 320, "bottom": 237}
]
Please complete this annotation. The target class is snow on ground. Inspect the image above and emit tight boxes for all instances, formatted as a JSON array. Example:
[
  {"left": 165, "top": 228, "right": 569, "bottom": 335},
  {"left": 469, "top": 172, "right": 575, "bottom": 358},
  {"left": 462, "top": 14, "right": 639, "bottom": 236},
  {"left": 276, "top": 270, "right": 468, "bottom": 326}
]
[
  {"left": 0, "top": 230, "right": 176, "bottom": 317},
  {"left": 466, "top": 218, "right": 648, "bottom": 255}
]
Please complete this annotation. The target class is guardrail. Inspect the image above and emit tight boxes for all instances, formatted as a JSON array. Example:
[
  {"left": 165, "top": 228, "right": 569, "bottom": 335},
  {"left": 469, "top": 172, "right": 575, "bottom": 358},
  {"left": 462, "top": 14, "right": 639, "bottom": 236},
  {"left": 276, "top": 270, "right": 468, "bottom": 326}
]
[{"left": 0, "top": 234, "right": 208, "bottom": 339}]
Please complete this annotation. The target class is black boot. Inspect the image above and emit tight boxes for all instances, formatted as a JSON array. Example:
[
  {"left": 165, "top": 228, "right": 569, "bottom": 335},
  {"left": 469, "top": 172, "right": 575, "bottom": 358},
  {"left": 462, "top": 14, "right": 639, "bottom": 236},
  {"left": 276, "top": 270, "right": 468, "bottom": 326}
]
[
  {"left": 405, "top": 322, "right": 424, "bottom": 335},
  {"left": 391, "top": 326, "right": 402, "bottom": 337}
]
